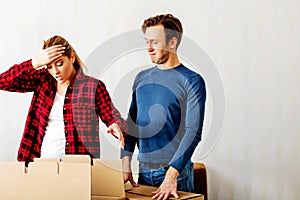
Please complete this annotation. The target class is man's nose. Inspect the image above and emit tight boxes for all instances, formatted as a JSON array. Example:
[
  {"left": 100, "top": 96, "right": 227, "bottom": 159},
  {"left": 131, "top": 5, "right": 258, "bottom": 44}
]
[{"left": 147, "top": 44, "right": 154, "bottom": 52}]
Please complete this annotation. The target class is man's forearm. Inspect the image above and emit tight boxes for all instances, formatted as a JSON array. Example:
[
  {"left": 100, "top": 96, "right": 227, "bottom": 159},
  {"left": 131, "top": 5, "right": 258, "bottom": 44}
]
[{"left": 166, "top": 166, "right": 180, "bottom": 181}]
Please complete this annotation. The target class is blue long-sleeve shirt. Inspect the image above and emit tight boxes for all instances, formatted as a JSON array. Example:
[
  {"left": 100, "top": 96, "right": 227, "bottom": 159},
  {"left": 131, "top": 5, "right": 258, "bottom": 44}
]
[{"left": 121, "top": 64, "right": 206, "bottom": 173}]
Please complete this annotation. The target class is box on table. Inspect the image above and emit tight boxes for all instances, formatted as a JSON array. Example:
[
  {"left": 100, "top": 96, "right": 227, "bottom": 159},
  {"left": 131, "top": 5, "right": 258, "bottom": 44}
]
[
  {"left": 0, "top": 155, "right": 204, "bottom": 200},
  {"left": 125, "top": 184, "right": 204, "bottom": 200}
]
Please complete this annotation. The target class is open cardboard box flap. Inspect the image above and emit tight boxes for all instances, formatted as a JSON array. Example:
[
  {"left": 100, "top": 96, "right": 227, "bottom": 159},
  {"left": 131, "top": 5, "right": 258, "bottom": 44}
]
[
  {"left": 0, "top": 155, "right": 126, "bottom": 200},
  {"left": 91, "top": 159, "right": 125, "bottom": 199}
]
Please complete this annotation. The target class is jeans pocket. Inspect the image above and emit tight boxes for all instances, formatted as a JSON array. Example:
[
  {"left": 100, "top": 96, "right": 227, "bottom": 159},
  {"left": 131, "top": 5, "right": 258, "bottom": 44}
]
[{"left": 177, "top": 162, "right": 194, "bottom": 192}]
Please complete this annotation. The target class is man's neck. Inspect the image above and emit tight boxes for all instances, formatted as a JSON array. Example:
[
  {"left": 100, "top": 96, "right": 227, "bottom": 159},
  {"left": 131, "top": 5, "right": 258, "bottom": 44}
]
[{"left": 157, "top": 54, "right": 180, "bottom": 70}]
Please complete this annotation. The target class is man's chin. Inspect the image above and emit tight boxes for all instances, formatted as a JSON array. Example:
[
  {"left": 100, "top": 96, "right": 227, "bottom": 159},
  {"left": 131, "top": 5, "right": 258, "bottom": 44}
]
[
  {"left": 150, "top": 58, "right": 157, "bottom": 64},
  {"left": 151, "top": 59, "right": 163, "bottom": 65}
]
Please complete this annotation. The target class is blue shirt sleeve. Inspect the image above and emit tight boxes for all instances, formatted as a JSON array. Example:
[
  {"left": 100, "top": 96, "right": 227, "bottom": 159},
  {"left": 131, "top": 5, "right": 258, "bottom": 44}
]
[
  {"left": 168, "top": 74, "right": 206, "bottom": 173},
  {"left": 121, "top": 90, "right": 138, "bottom": 158}
]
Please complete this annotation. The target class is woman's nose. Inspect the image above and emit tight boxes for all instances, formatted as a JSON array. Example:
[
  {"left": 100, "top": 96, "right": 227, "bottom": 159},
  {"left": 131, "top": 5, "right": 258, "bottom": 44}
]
[{"left": 53, "top": 67, "right": 60, "bottom": 74}]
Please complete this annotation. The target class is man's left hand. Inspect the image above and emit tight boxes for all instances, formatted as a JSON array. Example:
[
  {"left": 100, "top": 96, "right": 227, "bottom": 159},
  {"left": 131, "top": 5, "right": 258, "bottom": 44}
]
[{"left": 152, "top": 166, "right": 179, "bottom": 200}]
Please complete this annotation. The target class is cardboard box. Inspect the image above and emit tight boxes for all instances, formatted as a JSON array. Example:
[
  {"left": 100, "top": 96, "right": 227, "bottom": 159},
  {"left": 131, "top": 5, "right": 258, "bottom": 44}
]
[
  {"left": 0, "top": 155, "right": 126, "bottom": 200},
  {"left": 125, "top": 184, "right": 204, "bottom": 200},
  {"left": 0, "top": 155, "right": 203, "bottom": 200},
  {"left": 91, "top": 159, "right": 125, "bottom": 200},
  {"left": 0, "top": 156, "right": 91, "bottom": 200}
]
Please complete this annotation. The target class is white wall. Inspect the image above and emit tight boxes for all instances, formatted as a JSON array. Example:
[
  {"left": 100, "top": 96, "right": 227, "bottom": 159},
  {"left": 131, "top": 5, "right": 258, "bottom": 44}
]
[{"left": 0, "top": 0, "right": 299, "bottom": 199}]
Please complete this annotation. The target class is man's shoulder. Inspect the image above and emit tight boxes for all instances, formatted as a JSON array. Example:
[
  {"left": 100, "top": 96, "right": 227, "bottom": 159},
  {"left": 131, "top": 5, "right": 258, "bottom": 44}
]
[
  {"left": 135, "top": 66, "right": 156, "bottom": 79},
  {"left": 176, "top": 64, "right": 204, "bottom": 82}
]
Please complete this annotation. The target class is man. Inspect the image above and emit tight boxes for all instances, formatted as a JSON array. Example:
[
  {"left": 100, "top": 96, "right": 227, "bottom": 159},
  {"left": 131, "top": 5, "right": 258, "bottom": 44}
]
[{"left": 122, "top": 14, "right": 206, "bottom": 200}]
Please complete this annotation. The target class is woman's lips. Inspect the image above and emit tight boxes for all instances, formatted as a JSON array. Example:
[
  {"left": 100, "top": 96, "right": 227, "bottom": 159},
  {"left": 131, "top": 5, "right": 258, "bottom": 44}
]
[{"left": 56, "top": 76, "right": 62, "bottom": 81}]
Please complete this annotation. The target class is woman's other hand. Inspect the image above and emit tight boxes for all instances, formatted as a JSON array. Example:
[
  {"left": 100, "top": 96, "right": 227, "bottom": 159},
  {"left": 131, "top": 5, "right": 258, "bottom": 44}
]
[{"left": 107, "top": 123, "right": 125, "bottom": 149}]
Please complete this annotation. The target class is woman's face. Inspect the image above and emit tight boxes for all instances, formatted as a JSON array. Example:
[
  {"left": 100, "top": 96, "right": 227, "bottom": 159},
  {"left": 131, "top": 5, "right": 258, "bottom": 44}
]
[{"left": 46, "top": 54, "right": 76, "bottom": 84}]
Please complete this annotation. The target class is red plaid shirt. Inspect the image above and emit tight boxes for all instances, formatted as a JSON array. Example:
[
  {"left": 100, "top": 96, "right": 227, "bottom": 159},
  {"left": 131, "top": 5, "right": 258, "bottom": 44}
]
[{"left": 0, "top": 60, "right": 127, "bottom": 164}]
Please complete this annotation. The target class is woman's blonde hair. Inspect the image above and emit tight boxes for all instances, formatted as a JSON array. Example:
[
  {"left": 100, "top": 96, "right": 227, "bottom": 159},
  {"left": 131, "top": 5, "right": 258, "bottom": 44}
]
[{"left": 44, "top": 35, "right": 85, "bottom": 71}]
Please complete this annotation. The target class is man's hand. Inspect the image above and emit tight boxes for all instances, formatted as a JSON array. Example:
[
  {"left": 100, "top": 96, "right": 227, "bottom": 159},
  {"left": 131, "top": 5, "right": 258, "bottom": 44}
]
[
  {"left": 122, "top": 156, "right": 139, "bottom": 187},
  {"left": 107, "top": 123, "right": 125, "bottom": 149},
  {"left": 152, "top": 166, "right": 179, "bottom": 200},
  {"left": 31, "top": 41, "right": 65, "bottom": 69}
]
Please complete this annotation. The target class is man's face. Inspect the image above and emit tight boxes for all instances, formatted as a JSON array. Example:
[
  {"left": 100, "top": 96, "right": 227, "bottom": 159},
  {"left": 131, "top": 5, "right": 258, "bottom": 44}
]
[{"left": 144, "top": 25, "right": 170, "bottom": 65}]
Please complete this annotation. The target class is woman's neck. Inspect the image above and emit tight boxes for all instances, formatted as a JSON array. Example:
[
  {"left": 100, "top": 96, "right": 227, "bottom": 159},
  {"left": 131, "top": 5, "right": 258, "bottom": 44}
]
[{"left": 56, "top": 82, "right": 69, "bottom": 96}]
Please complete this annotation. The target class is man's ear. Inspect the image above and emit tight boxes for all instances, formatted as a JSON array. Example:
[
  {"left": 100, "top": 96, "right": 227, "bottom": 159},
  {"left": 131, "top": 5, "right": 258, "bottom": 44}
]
[{"left": 169, "top": 37, "right": 178, "bottom": 49}]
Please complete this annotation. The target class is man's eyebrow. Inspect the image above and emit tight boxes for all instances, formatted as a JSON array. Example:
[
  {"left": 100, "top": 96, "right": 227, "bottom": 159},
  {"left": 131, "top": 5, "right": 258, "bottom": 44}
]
[{"left": 144, "top": 38, "right": 156, "bottom": 42}]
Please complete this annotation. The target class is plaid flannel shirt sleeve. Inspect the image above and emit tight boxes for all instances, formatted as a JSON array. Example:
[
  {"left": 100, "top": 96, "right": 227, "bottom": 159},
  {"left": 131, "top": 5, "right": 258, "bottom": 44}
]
[
  {"left": 0, "top": 59, "right": 40, "bottom": 92},
  {"left": 95, "top": 80, "right": 128, "bottom": 134}
]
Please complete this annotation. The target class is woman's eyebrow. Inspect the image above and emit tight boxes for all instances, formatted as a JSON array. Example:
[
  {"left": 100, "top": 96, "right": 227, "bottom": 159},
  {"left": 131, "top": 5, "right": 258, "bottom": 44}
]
[{"left": 55, "top": 58, "right": 63, "bottom": 63}]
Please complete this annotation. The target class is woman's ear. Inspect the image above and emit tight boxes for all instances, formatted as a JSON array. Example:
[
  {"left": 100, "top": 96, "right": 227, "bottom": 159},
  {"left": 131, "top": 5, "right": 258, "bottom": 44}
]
[{"left": 71, "top": 53, "right": 75, "bottom": 64}]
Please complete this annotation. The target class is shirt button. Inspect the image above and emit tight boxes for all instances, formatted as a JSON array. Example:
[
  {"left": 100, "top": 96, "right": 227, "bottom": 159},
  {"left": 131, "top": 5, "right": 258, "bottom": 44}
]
[
  {"left": 66, "top": 142, "right": 69, "bottom": 146},
  {"left": 65, "top": 96, "right": 69, "bottom": 99},
  {"left": 64, "top": 120, "right": 67, "bottom": 123},
  {"left": 63, "top": 107, "right": 66, "bottom": 110},
  {"left": 65, "top": 131, "right": 68, "bottom": 134}
]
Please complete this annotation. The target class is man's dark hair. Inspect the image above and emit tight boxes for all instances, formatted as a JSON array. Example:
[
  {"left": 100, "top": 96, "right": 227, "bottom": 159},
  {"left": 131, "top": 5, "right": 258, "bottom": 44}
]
[{"left": 142, "top": 14, "right": 183, "bottom": 49}]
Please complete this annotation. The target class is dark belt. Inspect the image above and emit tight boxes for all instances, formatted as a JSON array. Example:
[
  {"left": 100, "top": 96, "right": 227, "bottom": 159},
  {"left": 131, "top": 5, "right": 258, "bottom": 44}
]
[{"left": 140, "top": 162, "right": 169, "bottom": 170}]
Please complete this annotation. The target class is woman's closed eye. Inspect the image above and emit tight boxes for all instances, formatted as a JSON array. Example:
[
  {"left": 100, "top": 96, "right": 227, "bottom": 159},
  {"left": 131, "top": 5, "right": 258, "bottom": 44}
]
[
  {"left": 56, "top": 61, "right": 63, "bottom": 67},
  {"left": 46, "top": 61, "right": 63, "bottom": 69}
]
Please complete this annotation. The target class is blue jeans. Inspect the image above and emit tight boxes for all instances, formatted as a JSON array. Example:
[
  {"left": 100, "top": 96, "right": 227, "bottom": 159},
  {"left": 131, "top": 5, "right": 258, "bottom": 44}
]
[{"left": 138, "top": 160, "right": 194, "bottom": 192}]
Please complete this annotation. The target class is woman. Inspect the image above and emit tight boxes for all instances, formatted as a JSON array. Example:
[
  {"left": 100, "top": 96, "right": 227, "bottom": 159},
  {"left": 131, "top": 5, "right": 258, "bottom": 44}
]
[{"left": 0, "top": 35, "right": 127, "bottom": 164}]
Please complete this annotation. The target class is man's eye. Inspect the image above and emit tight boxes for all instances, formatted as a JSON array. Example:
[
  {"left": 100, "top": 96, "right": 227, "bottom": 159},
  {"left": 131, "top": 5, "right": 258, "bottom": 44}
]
[{"left": 46, "top": 65, "right": 52, "bottom": 69}]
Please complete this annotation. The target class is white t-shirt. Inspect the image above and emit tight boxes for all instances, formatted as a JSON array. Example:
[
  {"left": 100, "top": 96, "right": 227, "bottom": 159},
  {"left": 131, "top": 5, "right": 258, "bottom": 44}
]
[{"left": 40, "top": 93, "right": 66, "bottom": 158}]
